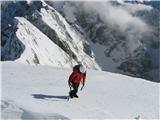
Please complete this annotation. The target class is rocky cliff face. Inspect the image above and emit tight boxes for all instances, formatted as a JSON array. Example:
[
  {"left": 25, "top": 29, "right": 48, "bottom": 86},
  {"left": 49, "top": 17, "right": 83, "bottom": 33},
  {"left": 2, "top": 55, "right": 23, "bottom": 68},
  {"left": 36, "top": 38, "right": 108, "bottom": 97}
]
[{"left": 1, "top": 1, "right": 159, "bottom": 81}]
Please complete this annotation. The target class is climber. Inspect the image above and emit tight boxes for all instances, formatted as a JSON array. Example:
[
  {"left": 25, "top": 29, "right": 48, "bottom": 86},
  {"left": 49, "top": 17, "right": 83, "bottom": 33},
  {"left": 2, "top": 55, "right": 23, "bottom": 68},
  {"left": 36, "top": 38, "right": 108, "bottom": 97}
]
[{"left": 68, "top": 63, "right": 86, "bottom": 98}]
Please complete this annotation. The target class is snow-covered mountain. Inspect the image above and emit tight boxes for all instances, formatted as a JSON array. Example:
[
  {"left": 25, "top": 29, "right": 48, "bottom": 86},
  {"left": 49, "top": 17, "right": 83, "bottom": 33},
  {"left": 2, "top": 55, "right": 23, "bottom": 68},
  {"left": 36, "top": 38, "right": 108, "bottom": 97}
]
[
  {"left": 1, "top": 1, "right": 159, "bottom": 81},
  {"left": 1, "top": 1, "right": 159, "bottom": 119},
  {"left": 1, "top": 1, "right": 100, "bottom": 69},
  {"left": 14, "top": 17, "right": 76, "bottom": 67},
  {"left": 1, "top": 62, "right": 159, "bottom": 119},
  {"left": 51, "top": 1, "right": 159, "bottom": 81}
]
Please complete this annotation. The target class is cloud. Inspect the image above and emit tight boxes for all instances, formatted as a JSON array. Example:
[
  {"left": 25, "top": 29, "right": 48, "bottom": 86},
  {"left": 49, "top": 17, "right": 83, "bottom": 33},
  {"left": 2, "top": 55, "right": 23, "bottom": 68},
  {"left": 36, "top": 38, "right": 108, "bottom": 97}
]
[
  {"left": 64, "top": 1, "right": 152, "bottom": 54},
  {"left": 82, "top": 2, "right": 150, "bottom": 32},
  {"left": 63, "top": 2, "right": 77, "bottom": 23}
]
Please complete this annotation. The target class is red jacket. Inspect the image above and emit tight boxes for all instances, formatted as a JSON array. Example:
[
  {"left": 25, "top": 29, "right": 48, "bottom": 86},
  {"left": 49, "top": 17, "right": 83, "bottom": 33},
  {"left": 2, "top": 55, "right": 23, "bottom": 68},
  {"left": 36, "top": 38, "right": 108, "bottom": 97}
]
[{"left": 69, "top": 65, "right": 86, "bottom": 84}]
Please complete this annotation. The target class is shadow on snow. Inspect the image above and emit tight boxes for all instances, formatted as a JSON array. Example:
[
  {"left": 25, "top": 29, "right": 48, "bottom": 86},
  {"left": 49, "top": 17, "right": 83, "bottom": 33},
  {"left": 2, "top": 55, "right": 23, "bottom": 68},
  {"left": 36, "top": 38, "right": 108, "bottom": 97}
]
[{"left": 31, "top": 94, "right": 68, "bottom": 101}]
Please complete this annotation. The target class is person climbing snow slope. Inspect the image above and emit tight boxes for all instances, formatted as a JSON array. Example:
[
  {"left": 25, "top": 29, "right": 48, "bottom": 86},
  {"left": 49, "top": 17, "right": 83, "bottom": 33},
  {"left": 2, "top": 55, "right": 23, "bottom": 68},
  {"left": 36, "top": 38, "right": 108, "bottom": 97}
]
[{"left": 68, "top": 63, "right": 86, "bottom": 98}]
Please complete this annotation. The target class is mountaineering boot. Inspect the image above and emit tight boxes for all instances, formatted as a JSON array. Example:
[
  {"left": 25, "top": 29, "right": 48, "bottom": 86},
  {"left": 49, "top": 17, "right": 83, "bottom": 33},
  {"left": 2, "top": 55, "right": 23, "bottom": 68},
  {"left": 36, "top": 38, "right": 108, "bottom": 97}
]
[
  {"left": 74, "top": 94, "right": 79, "bottom": 98},
  {"left": 69, "top": 91, "right": 74, "bottom": 98}
]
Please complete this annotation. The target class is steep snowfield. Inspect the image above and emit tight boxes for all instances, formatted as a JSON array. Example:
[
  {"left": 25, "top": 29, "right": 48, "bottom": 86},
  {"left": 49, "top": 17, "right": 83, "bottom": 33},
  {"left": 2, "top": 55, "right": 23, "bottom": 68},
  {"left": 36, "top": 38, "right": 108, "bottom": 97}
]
[
  {"left": 1, "top": 62, "right": 159, "bottom": 119},
  {"left": 35, "top": 3, "right": 100, "bottom": 69},
  {"left": 14, "top": 17, "right": 75, "bottom": 67}
]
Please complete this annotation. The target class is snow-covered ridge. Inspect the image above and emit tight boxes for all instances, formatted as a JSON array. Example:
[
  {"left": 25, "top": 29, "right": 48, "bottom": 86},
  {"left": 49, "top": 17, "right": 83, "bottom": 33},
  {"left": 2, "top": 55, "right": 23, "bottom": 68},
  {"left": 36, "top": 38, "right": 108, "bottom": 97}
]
[
  {"left": 14, "top": 17, "right": 75, "bottom": 67},
  {"left": 29, "top": 2, "right": 101, "bottom": 69},
  {"left": 1, "top": 1, "right": 100, "bottom": 70},
  {"left": 1, "top": 62, "right": 159, "bottom": 119}
]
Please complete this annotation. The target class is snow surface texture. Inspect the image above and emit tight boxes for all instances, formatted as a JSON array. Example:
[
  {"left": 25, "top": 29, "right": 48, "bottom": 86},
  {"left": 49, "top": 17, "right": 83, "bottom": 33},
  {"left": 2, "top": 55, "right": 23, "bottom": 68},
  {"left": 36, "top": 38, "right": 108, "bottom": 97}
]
[{"left": 1, "top": 62, "right": 159, "bottom": 119}]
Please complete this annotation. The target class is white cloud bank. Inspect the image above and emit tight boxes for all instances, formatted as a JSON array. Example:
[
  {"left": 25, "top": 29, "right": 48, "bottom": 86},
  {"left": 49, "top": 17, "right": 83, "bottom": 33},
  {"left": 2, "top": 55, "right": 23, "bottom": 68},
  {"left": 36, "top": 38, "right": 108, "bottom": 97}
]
[{"left": 64, "top": 1, "right": 153, "bottom": 54}]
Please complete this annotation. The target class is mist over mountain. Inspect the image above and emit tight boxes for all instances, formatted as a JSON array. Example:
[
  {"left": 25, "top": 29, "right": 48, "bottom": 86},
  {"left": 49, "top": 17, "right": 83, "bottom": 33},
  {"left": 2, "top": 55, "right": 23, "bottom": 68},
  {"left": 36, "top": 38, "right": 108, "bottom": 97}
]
[{"left": 1, "top": 0, "right": 159, "bottom": 82}]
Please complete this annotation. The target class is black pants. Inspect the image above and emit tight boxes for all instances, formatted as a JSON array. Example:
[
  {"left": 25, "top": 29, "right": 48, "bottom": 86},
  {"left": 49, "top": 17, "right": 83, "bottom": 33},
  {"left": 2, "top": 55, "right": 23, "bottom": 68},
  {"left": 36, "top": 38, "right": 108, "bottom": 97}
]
[{"left": 70, "top": 83, "right": 79, "bottom": 97}]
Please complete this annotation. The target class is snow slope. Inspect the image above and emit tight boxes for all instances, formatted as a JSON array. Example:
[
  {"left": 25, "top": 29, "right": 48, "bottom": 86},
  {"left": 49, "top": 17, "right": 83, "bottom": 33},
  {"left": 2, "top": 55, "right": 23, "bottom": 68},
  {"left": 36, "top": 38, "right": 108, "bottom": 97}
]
[
  {"left": 14, "top": 17, "right": 75, "bottom": 67},
  {"left": 34, "top": 3, "right": 100, "bottom": 69},
  {"left": 1, "top": 62, "right": 159, "bottom": 119},
  {"left": 1, "top": 1, "right": 100, "bottom": 70}
]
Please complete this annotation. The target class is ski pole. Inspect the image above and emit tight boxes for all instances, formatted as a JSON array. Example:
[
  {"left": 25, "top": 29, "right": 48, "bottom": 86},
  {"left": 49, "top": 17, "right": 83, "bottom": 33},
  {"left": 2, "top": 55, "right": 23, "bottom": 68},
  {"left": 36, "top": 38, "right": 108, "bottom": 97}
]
[
  {"left": 80, "top": 85, "right": 85, "bottom": 91},
  {"left": 68, "top": 81, "right": 72, "bottom": 91}
]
